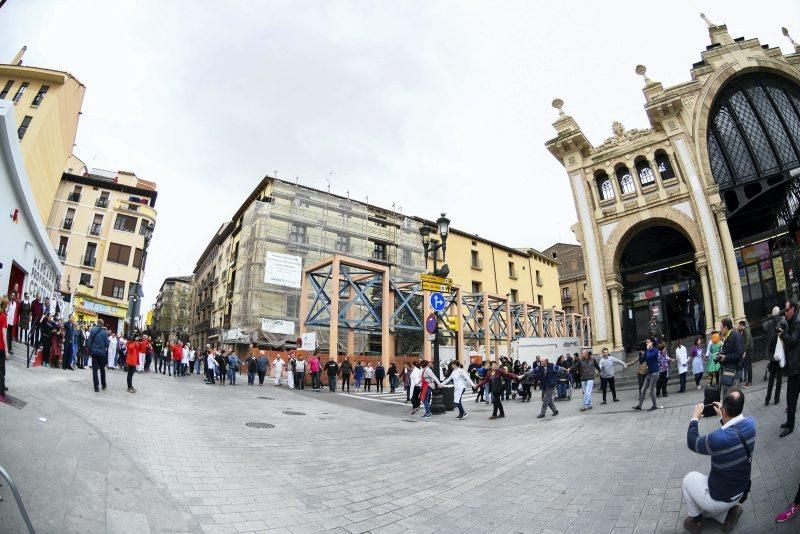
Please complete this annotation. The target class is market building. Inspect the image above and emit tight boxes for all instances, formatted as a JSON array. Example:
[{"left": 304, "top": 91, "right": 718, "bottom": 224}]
[
  {"left": 0, "top": 99, "right": 62, "bottom": 305},
  {"left": 0, "top": 47, "right": 85, "bottom": 224},
  {"left": 189, "top": 176, "right": 561, "bottom": 355},
  {"left": 546, "top": 17, "right": 800, "bottom": 355},
  {"left": 45, "top": 165, "right": 157, "bottom": 332}
]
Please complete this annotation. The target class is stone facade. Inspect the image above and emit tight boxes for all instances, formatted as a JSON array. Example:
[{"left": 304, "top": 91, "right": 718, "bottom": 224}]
[
  {"left": 546, "top": 19, "right": 800, "bottom": 354},
  {"left": 542, "top": 243, "right": 591, "bottom": 320}
]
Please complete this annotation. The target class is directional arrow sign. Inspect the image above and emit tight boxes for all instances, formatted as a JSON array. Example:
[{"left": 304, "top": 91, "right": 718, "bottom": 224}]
[{"left": 430, "top": 292, "right": 446, "bottom": 312}]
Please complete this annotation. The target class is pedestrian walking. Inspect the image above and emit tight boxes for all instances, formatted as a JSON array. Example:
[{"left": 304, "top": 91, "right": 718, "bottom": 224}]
[
  {"left": 676, "top": 339, "right": 689, "bottom": 393},
  {"left": 106, "top": 332, "right": 118, "bottom": 369},
  {"left": 778, "top": 299, "right": 800, "bottom": 438},
  {"left": 295, "top": 356, "right": 305, "bottom": 389},
  {"left": 690, "top": 337, "right": 705, "bottom": 390},
  {"left": 476, "top": 361, "right": 516, "bottom": 419},
  {"left": 246, "top": 352, "right": 257, "bottom": 385},
  {"left": 324, "top": 357, "right": 338, "bottom": 392},
  {"left": 364, "top": 362, "right": 374, "bottom": 392},
  {"left": 227, "top": 351, "right": 238, "bottom": 385},
  {"left": 409, "top": 362, "right": 422, "bottom": 413},
  {"left": 633, "top": 337, "right": 659, "bottom": 412},
  {"left": 388, "top": 362, "right": 398, "bottom": 393},
  {"left": 440, "top": 361, "right": 476, "bottom": 419},
  {"left": 597, "top": 347, "right": 627, "bottom": 404},
  {"left": 256, "top": 352, "right": 268, "bottom": 386},
  {"left": 125, "top": 335, "right": 145, "bottom": 393},
  {"left": 775, "top": 482, "right": 800, "bottom": 523},
  {"left": 417, "top": 360, "right": 442, "bottom": 419},
  {"left": 763, "top": 306, "right": 786, "bottom": 406},
  {"left": 519, "top": 357, "right": 565, "bottom": 419},
  {"left": 354, "top": 361, "right": 364, "bottom": 391},
  {"left": 568, "top": 350, "right": 601, "bottom": 411},
  {"left": 88, "top": 319, "right": 109, "bottom": 392},
  {"left": 655, "top": 341, "right": 675, "bottom": 397},
  {"left": 309, "top": 352, "right": 321, "bottom": 391},
  {"left": 273, "top": 354, "right": 285, "bottom": 386}
]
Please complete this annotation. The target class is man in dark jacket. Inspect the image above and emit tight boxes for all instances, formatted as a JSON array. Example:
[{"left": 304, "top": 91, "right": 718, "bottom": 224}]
[
  {"left": 62, "top": 314, "right": 76, "bottom": 370},
  {"left": 519, "top": 358, "right": 565, "bottom": 419},
  {"left": 324, "top": 357, "right": 339, "bottom": 393},
  {"left": 88, "top": 319, "right": 110, "bottom": 392},
  {"left": 246, "top": 353, "right": 257, "bottom": 386},
  {"left": 779, "top": 299, "right": 800, "bottom": 437},
  {"left": 718, "top": 317, "right": 743, "bottom": 401},
  {"left": 340, "top": 358, "right": 352, "bottom": 392},
  {"left": 763, "top": 306, "right": 787, "bottom": 406}
]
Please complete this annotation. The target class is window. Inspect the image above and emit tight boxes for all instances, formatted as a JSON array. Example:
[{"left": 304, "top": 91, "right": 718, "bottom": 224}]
[
  {"left": 509, "top": 289, "right": 518, "bottom": 303},
  {"left": 68, "top": 185, "right": 82, "bottom": 202},
  {"left": 101, "top": 277, "right": 126, "bottom": 299},
  {"left": 79, "top": 273, "right": 92, "bottom": 287},
  {"left": 562, "top": 287, "right": 571, "bottom": 300},
  {"left": 635, "top": 157, "right": 656, "bottom": 187},
  {"left": 537, "top": 295, "right": 544, "bottom": 306},
  {"left": 595, "top": 171, "right": 614, "bottom": 201},
  {"left": 372, "top": 243, "right": 387, "bottom": 261},
  {"left": 535, "top": 270, "right": 543, "bottom": 286},
  {"left": 12, "top": 82, "right": 28, "bottom": 103},
  {"left": 57, "top": 236, "right": 68, "bottom": 260},
  {"left": 83, "top": 243, "right": 97, "bottom": 267},
  {"left": 471, "top": 281, "right": 483, "bottom": 293},
  {"left": 471, "top": 250, "right": 481, "bottom": 269},
  {"left": 286, "top": 294, "right": 300, "bottom": 317},
  {"left": 132, "top": 248, "right": 144, "bottom": 269},
  {"left": 31, "top": 85, "right": 49, "bottom": 106},
  {"left": 107, "top": 243, "right": 132, "bottom": 265},
  {"left": 551, "top": 251, "right": 557, "bottom": 259},
  {"left": 655, "top": 150, "right": 676, "bottom": 180},
  {"left": 90, "top": 214, "right": 103, "bottom": 236},
  {"left": 616, "top": 166, "right": 635, "bottom": 194},
  {"left": 63, "top": 208, "right": 75, "bottom": 230},
  {"left": 564, "top": 306, "right": 574, "bottom": 314},
  {"left": 0, "top": 80, "right": 13, "bottom": 99},
  {"left": 335, "top": 234, "right": 350, "bottom": 253},
  {"left": 114, "top": 214, "right": 138, "bottom": 232},
  {"left": 508, "top": 262, "right": 516, "bottom": 278},
  {"left": 96, "top": 192, "right": 110, "bottom": 208},
  {"left": 17, "top": 115, "right": 32, "bottom": 139},
  {"left": 401, "top": 248, "right": 413, "bottom": 266},
  {"left": 289, "top": 223, "right": 307, "bottom": 244}
]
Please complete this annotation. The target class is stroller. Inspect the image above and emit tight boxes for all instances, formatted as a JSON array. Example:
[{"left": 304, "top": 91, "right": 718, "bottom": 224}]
[{"left": 555, "top": 369, "right": 572, "bottom": 401}]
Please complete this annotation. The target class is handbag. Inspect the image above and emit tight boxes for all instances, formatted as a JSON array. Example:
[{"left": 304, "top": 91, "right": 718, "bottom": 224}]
[
  {"left": 774, "top": 337, "right": 786, "bottom": 368},
  {"left": 721, "top": 366, "right": 736, "bottom": 387},
  {"left": 732, "top": 426, "right": 752, "bottom": 504}
]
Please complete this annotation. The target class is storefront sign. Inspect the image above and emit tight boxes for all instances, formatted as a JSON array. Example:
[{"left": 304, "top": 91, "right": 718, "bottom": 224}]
[
  {"left": 28, "top": 256, "right": 57, "bottom": 299},
  {"left": 264, "top": 252, "right": 302, "bottom": 288},
  {"left": 300, "top": 331, "right": 317, "bottom": 350},
  {"left": 261, "top": 318, "right": 295, "bottom": 335},
  {"left": 775, "top": 257, "right": 786, "bottom": 292},
  {"left": 77, "top": 297, "right": 126, "bottom": 318}
]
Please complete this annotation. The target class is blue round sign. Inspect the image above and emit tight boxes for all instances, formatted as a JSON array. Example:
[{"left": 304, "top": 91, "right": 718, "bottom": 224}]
[
  {"left": 430, "top": 292, "right": 446, "bottom": 312},
  {"left": 425, "top": 313, "right": 438, "bottom": 334}
]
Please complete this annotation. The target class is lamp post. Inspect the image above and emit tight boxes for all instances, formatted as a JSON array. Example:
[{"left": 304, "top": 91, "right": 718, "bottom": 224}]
[
  {"left": 420, "top": 213, "right": 450, "bottom": 415},
  {"left": 127, "top": 223, "right": 154, "bottom": 338}
]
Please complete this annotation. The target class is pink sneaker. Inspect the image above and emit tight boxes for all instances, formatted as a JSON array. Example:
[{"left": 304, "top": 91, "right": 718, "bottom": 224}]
[{"left": 776, "top": 503, "right": 798, "bottom": 523}]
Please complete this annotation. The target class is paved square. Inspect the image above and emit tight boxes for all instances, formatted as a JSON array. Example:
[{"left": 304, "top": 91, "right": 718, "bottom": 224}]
[{"left": 1, "top": 353, "right": 798, "bottom": 533}]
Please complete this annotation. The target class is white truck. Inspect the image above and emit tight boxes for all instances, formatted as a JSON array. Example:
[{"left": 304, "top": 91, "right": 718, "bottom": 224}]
[{"left": 511, "top": 337, "right": 582, "bottom": 365}]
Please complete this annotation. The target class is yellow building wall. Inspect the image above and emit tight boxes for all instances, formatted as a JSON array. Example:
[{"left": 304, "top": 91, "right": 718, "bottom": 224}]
[{"left": 0, "top": 65, "right": 85, "bottom": 223}]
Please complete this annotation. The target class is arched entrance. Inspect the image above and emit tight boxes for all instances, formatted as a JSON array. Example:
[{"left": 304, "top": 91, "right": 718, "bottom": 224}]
[
  {"left": 708, "top": 72, "right": 800, "bottom": 320},
  {"left": 618, "top": 226, "right": 702, "bottom": 352}
]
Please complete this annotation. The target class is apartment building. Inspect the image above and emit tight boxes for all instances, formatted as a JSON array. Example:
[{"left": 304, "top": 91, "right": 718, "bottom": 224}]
[
  {"left": 0, "top": 47, "right": 85, "bottom": 223},
  {"left": 542, "top": 243, "right": 591, "bottom": 320},
  {"left": 46, "top": 165, "right": 158, "bottom": 332},
  {"left": 152, "top": 275, "right": 193, "bottom": 343}
]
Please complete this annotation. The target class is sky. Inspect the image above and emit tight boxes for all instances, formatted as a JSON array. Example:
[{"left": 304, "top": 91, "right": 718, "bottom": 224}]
[{"left": 1, "top": 0, "right": 798, "bottom": 313}]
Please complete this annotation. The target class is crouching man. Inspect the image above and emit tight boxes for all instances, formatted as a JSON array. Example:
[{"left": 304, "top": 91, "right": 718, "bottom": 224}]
[{"left": 683, "top": 388, "right": 754, "bottom": 532}]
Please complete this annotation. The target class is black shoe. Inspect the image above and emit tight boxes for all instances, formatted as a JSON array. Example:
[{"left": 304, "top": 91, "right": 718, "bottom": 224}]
[
  {"left": 780, "top": 428, "right": 794, "bottom": 438},
  {"left": 600, "top": 401, "right": 607, "bottom": 405},
  {"left": 552, "top": 411, "right": 558, "bottom": 416},
  {"left": 633, "top": 406, "right": 641, "bottom": 410},
  {"left": 781, "top": 422, "right": 790, "bottom": 429},
  {"left": 537, "top": 414, "right": 545, "bottom": 418},
  {"left": 766, "top": 400, "right": 770, "bottom": 406},
  {"left": 102, "top": 385, "right": 106, "bottom": 390},
  {"left": 94, "top": 388, "right": 99, "bottom": 392},
  {"left": 648, "top": 406, "right": 658, "bottom": 412},
  {"left": 613, "top": 398, "right": 619, "bottom": 402},
  {"left": 775, "top": 399, "right": 780, "bottom": 405}
]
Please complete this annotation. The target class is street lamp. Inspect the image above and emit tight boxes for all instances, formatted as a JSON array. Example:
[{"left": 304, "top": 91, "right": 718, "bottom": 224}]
[
  {"left": 127, "top": 222, "right": 154, "bottom": 338},
  {"left": 420, "top": 213, "right": 450, "bottom": 415}
]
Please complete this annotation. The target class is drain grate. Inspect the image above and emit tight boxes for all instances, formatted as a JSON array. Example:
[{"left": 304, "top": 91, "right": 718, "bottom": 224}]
[
  {"left": 403, "top": 419, "right": 418, "bottom": 423},
  {"left": 256, "top": 396, "right": 274, "bottom": 400},
  {"left": 282, "top": 411, "right": 305, "bottom": 416},
  {"left": 0, "top": 395, "right": 27, "bottom": 409},
  {"left": 245, "top": 422, "right": 275, "bottom": 429}
]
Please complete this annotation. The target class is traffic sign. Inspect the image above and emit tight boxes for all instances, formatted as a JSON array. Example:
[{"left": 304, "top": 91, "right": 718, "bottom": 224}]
[
  {"left": 426, "top": 333, "right": 436, "bottom": 341},
  {"left": 445, "top": 316, "right": 459, "bottom": 331},
  {"left": 425, "top": 313, "right": 438, "bottom": 334},
  {"left": 430, "top": 292, "right": 446, "bottom": 312},
  {"left": 422, "top": 281, "right": 452, "bottom": 293}
]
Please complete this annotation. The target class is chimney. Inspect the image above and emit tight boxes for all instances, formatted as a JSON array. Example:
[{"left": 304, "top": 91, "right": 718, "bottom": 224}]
[{"left": 11, "top": 46, "right": 27, "bottom": 66}]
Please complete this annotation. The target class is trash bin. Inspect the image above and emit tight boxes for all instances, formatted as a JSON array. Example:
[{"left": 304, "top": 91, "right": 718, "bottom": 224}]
[{"left": 442, "top": 385, "right": 455, "bottom": 411}]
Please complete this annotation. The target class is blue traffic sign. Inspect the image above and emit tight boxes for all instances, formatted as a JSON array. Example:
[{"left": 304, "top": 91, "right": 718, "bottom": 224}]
[
  {"left": 430, "top": 292, "right": 446, "bottom": 312},
  {"left": 425, "top": 313, "right": 438, "bottom": 334}
]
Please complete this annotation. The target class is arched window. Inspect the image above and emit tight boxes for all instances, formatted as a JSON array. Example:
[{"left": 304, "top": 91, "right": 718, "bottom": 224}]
[
  {"left": 595, "top": 171, "right": 614, "bottom": 201},
  {"left": 655, "top": 150, "right": 676, "bottom": 180},
  {"left": 616, "top": 165, "right": 636, "bottom": 195},
  {"left": 635, "top": 156, "right": 656, "bottom": 187}
]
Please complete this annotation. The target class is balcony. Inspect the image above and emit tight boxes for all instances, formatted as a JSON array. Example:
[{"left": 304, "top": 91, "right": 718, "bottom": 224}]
[
  {"left": 56, "top": 248, "right": 66, "bottom": 261},
  {"left": 62, "top": 218, "right": 73, "bottom": 230},
  {"left": 95, "top": 197, "right": 109, "bottom": 208},
  {"left": 371, "top": 250, "right": 387, "bottom": 261},
  {"left": 67, "top": 192, "right": 81, "bottom": 202},
  {"left": 562, "top": 294, "right": 573, "bottom": 303},
  {"left": 89, "top": 223, "right": 102, "bottom": 236},
  {"left": 115, "top": 199, "right": 157, "bottom": 220},
  {"left": 81, "top": 255, "right": 97, "bottom": 268}
]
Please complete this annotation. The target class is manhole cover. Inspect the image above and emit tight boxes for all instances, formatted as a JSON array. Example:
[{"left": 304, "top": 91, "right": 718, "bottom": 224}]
[
  {"left": 245, "top": 422, "right": 275, "bottom": 429},
  {"left": 256, "top": 396, "right": 274, "bottom": 400},
  {"left": 282, "top": 411, "right": 305, "bottom": 416}
]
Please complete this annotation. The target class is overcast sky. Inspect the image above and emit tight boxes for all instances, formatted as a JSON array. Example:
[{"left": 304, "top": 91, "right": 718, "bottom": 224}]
[{"left": 1, "top": 0, "right": 798, "bottom": 312}]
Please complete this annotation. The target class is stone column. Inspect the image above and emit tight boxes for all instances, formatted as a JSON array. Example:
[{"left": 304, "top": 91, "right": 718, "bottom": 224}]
[
  {"left": 695, "top": 257, "right": 714, "bottom": 333},
  {"left": 712, "top": 203, "right": 745, "bottom": 321},
  {"left": 606, "top": 281, "right": 624, "bottom": 352}
]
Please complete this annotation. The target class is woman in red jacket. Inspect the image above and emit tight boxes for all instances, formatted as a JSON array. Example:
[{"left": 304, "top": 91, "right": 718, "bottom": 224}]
[{"left": 126, "top": 335, "right": 147, "bottom": 393}]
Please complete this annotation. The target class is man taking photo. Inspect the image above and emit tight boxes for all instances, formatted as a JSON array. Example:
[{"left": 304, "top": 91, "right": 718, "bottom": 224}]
[{"left": 682, "top": 388, "right": 754, "bottom": 533}]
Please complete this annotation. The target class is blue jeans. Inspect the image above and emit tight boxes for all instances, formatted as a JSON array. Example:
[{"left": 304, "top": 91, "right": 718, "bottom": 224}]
[
  {"left": 557, "top": 382, "right": 567, "bottom": 397},
  {"left": 173, "top": 360, "right": 180, "bottom": 376},
  {"left": 423, "top": 387, "right": 433, "bottom": 415},
  {"left": 454, "top": 388, "right": 465, "bottom": 416},
  {"left": 248, "top": 371, "right": 255, "bottom": 385},
  {"left": 483, "top": 383, "right": 491, "bottom": 402},
  {"left": 227, "top": 368, "right": 236, "bottom": 384},
  {"left": 196, "top": 361, "right": 202, "bottom": 374},
  {"left": 582, "top": 379, "right": 594, "bottom": 407}
]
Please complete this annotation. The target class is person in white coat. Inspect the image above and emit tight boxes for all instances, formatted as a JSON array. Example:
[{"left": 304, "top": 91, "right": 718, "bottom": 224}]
[
  {"left": 107, "top": 332, "right": 118, "bottom": 369},
  {"left": 676, "top": 340, "right": 689, "bottom": 393},
  {"left": 273, "top": 355, "right": 285, "bottom": 386},
  {"left": 440, "top": 361, "right": 476, "bottom": 419},
  {"left": 287, "top": 353, "right": 296, "bottom": 389},
  {"left": 409, "top": 363, "right": 423, "bottom": 414}
]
